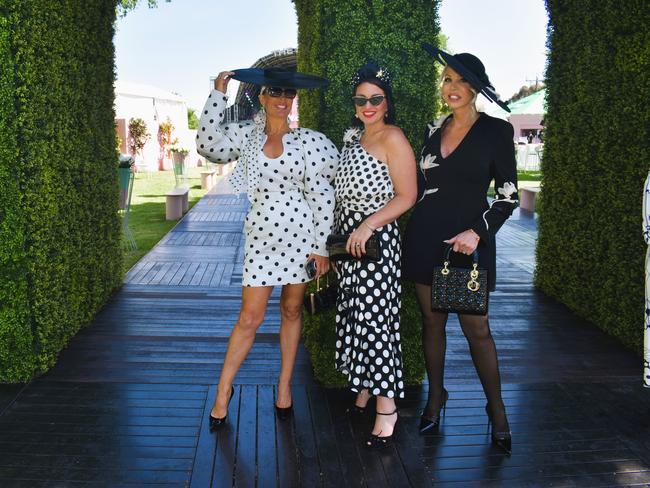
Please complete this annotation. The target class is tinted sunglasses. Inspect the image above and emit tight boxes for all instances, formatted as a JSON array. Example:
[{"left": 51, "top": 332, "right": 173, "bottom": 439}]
[
  {"left": 351, "top": 95, "right": 386, "bottom": 107},
  {"left": 265, "top": 87, "right": 297, "bottom": 99}
]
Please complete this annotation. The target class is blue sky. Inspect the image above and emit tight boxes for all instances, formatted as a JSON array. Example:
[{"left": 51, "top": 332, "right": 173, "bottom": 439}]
[{"left": 114, "top": 0, "right": 548, "bottom": 110}]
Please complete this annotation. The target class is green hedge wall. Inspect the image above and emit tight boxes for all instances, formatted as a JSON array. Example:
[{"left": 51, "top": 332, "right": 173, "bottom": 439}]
[
  {"left": 0, "top": 0, "right": 123, "bottom": 382},
  {"left": 293, "top": 0, "right": 441, "bottom": 386},
  {"left": 536, "top": 0, "right": 650, "bottom": 351}
]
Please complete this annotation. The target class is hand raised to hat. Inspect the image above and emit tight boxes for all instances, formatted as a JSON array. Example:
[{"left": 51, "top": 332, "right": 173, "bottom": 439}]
[{"left": 214, "top": 71, "right": 235, "bottom": 93}]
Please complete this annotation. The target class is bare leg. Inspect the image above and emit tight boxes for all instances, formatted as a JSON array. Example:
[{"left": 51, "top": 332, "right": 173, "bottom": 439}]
[
  {"left": 458, "top": 313, "right": 509, "bottom": 432},
  {"left": 415, "top": 284, "right": 449, "bottom": 417},
  {"left": 354, "top": 389, "right": 372, "bottom": 408},
  {"left": 276, "top": 282, "right": 309, "bottom": 408},
  {"left": 211, "top": 286, "right": 273, "bottom": 418},
  {"left": 372, "top": 396, "right": 398, "bottom": 437}
]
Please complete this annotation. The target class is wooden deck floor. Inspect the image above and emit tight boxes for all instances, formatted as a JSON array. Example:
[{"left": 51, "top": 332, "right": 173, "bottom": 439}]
[{"left": 1, "top": 181, "right": 649, "bottom": 487}]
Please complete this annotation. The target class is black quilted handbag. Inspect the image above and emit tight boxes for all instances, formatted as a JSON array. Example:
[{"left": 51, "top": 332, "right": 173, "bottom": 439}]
[
  {"left": 304, "top": 273, "right": 338, "bottom": 315},
  {"left": 431, "top": 246, "right": 489, "bottom": 315}
]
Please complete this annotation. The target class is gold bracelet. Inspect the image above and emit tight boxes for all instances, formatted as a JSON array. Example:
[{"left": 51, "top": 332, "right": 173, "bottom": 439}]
[
  {"left": 469, "top": 229, "right": 480, "bottom": 240},
  {"left": 364, "top": 222, "right": 376, "bottom": 233}
]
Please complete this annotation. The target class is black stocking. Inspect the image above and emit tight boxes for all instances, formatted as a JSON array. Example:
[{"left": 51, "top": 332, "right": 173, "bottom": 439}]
[
  {"left": 458, "top": 313, "right": 509, "bottom": 432},
  {"left": 415, "top": 284, "right": 448, "bottom": 417}
]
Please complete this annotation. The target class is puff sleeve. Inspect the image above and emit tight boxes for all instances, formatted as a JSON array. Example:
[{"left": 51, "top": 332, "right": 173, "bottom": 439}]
[
  {"left": 470, "top": 121, "right": 519, "bottom": 243},
  {"left": 300, "top": 129, "right": 339, "bottom": 256},
  {"left": 196, "top": 89, "right": 252, "bottom": 163}
]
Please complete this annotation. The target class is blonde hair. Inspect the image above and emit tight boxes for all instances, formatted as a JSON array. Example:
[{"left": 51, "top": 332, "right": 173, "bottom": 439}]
[{"left": 440, "top": 66, "right": 478, "bottom": 104}]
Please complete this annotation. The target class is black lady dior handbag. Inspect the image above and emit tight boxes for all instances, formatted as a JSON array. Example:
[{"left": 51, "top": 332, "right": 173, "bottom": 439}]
[{"left": 431, "top": 246, "right": 489, "bottom": 315}]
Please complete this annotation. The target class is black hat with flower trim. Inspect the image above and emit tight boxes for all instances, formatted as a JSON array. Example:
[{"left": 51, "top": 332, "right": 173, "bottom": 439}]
[
  {"left": 422, "top": 43, "right": 510, "bottom": 113},
  {"left": 230, "top": 67, "right": 329, "bottom": 89}
]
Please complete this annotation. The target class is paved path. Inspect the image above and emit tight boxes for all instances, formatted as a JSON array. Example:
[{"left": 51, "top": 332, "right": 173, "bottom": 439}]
[{"left": 0, "top": 181, "right": 649, "bottom": 487}]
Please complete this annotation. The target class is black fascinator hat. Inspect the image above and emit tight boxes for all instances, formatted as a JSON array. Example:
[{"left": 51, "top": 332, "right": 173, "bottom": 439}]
[
  {"left": 421, "top": 43, "right": 510, "bottom": 112},
  {"left": 350, "top": 60, "right": 396, "bottom": 127},
  {"left": 230, "top": 67, "right": 329, "bottom": 89}
]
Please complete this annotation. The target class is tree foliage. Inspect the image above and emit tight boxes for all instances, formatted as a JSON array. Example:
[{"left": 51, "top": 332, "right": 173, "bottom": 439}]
[
  {"left": 0, "top": 0, "right": 122, "bottom": 382},
  {"left": 536, "top": 0, "right": 650, "bottom": 352},
  {"left": 507, "top": 82, "right": 545, "bottom": 104},
  {"left": 128, "top": 117, "right": 150, "bottom": 156},
  {"left": 117, "top": 0, "right": 170, "bottom": 17},
  {"left": 293, "top": 0, "right": 442, "bottom": 385}
]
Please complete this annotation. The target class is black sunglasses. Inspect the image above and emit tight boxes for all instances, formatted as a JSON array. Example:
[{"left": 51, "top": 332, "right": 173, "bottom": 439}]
[
  {"left": 265, "top": 87, "right": 297, "bottom": 99},
  {"left": 351, "top": 95, "right": 386, "bottom": 107}
]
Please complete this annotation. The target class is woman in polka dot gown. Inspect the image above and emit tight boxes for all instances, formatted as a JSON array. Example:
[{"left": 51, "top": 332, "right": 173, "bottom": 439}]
[
  {"left": 196, "top": 69, "right": 338, "bottom": 430},
  {"left": 334, "top": 62, "right": 417, "bottom": 448}
]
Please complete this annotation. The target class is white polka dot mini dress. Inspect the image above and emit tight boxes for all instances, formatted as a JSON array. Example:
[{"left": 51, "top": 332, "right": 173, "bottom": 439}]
[
  {"left": 334, "top": 128, "right": 405, "bottom": 399},
  {"left": 196, "top": 89, "right": 339, "bottom": 287}
]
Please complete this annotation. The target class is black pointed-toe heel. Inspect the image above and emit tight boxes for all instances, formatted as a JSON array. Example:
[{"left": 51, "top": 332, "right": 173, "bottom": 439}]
[
  {"left": 209, "top": 386, "right": 234, "bottom": 431},
  {"left": 365, "top": 409, "right": 398, "bottom": 449},
  {"left": 419, "top": 388, "right": 449, "bottom": 434},
  {"left": 485, "top": 403, "right": 512, "bottom": 455},
  {"left": 275, "top": 402, "right": 293, "bottom": 420}
]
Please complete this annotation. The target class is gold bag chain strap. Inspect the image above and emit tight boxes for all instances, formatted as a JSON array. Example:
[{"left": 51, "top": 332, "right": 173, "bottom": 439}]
[
  {"left": 308, "top": 273, "right": 331, "bottom": 313},
  {"left": 440, "top": 258, "right": 481, "bottom": 292}
]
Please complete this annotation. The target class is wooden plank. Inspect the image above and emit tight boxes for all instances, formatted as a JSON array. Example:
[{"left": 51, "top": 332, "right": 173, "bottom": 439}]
[
  {"left": 257, "top": 385, "right": 278, "bottom": 488},
  {"left": 308, "top": 387, "right": 345, "bottom": 487},
  {"left": 211, "top": 385, "right": 241, "bottom": 487},
  {"left": 189, "top": 385, "right": 215, "bottom": 488},
  {"left": 291, "top": 385, "right": 322, "bottom": 487},
  {"left": 233, "top": 385, "right": 257, "bottom": 486}
]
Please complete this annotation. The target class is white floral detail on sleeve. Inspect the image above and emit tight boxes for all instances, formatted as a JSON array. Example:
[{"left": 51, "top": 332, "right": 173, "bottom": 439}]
[
  {"left": 496, "top": 181, "right": 518, "bottom": 201},
  {"left": 428, "top": 123, "right": 439, "bottom": 138},
  {"left": 343, "top": 127, "right": 362, "bottom": 145},
  {"left": 482, "top": 181, "right": 519, "bottom": 229}
]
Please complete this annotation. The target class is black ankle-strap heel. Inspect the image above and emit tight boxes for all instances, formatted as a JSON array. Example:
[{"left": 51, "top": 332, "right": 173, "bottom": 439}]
[{"left": 365, "top": 409, "right": 398, "bottom": 449}]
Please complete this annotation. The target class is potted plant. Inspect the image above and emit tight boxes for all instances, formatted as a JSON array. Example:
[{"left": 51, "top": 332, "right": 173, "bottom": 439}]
[
  {"left": 128, "top": 118, "right": 150, "bottom": 172},
  {"left": 169, "top": 146, "right": 189, "bottom": 187},
  {"left": 158, "top": 117, "right": 178, "bottom": 170}
]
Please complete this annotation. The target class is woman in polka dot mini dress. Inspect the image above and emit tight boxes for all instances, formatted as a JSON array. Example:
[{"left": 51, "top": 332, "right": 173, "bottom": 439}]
[
  {"left": 333, "top": 62, "right": 417, "bottom": 448},
  {"left": 196, "top": 68, "right": 339, "bottom": 430}
]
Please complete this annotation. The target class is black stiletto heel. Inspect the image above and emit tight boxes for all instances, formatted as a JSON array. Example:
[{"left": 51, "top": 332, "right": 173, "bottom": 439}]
[
  {"left": 485, "top": 403, "right": 512, "bottom": 455},
  {"left": 365, "top": 409, "right": 398, "bottom": 449},
  {"left": 209, "top": 386, "right": 235, "bottom": 431},
  {"left": 419, "top": 388, "right": 449, "bottom": 434}
]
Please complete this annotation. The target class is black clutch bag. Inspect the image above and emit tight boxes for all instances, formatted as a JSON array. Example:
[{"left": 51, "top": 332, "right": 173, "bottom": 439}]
[
  {"left": 431, "top": 246, "right": 489, "bottom": 315},
  {"left": 326, "top": 234, "right": 380, "bottom": 262},
  {"left": 304, "top": 274, "right": 337, "bottom": 315}
]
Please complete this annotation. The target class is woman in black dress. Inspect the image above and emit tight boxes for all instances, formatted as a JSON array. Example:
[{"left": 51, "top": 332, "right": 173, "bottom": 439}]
[{"left": 403, "top": 46, "right": 518, "bottom": 454}]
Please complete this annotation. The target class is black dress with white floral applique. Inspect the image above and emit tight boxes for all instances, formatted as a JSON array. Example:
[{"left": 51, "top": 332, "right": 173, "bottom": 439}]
[
  {"left": 333, "top": 128, "right": 404, "bottom": 399},
  {"left": 403, "top": 113, "right": 518, "bottom": 292}
]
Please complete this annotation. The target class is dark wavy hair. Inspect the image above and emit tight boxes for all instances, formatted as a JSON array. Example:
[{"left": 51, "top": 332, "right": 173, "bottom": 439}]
[{"left": 350, "top": 61, "right": 396, "bottom": 128}]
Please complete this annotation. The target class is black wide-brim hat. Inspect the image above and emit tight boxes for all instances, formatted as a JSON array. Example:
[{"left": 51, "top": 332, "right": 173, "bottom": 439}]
[
  {"left": 421, "top": 43, "right": 510, "bottom": 113},
  {"left": 230, "top": 67, "right": 329, "bottom": 89}
]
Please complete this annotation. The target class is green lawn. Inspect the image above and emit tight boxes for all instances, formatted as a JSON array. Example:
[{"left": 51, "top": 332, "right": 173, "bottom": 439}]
[
  {"left": 122, "top": 167, "right": 211, "bottom": 272},
  {"left": 517, "top": 170, "right": 542, "bottom": 181}
]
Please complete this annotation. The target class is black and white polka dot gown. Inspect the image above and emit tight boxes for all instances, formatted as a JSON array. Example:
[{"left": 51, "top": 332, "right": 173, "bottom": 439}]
[
  {"left": 334, "top": 128, "right": 405, "bottom": 399},
  {"left": 196, "top": 89, "right": 339, "bottom": 287}
]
